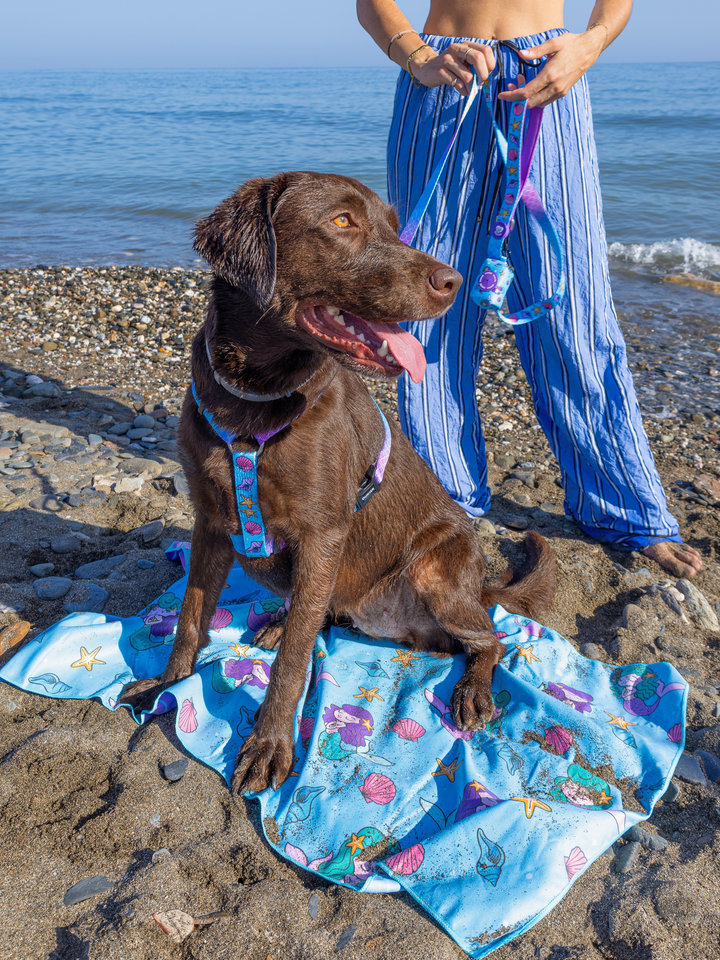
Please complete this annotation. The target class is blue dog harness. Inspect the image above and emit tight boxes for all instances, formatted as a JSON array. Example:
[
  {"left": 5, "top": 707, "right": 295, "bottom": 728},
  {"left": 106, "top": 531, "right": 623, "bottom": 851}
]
[{"left": 191, "top": 382, "right": 392, "bottom": 558}]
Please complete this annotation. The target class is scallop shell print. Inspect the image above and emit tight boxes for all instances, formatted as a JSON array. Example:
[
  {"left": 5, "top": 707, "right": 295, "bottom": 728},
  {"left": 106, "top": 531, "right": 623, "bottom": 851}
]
[
  {"left": 359, "top": 773, "right": 396, "bottom": 805},
  {"left": 564, "top": 846, "right": 587, "bottom": 880},
  {"left": 244, "top": 521, "right": 262, "bottom": 535},
  {"left": 385, "top": 843, "right": 425, "bottom": 876},
  {"left": 235, "top": 456, "right": 254, "bottom": 472},
  {"left": 178, "top": 698, "right": 198, "bottom": 734},
  {"left": 209, "top": 607, "right": 233, "bottom": 631},
  {"left": 392, "top": 718, "right": 426, "bottom": 742},
  {"left": 545, "top": 725, "right": 573, "bottom": 755}
]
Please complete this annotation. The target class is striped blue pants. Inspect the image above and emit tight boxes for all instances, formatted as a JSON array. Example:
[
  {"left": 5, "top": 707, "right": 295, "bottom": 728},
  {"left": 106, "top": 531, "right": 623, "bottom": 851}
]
[{"left": 387, "top": 30, "right": 681, "bottom": 550}]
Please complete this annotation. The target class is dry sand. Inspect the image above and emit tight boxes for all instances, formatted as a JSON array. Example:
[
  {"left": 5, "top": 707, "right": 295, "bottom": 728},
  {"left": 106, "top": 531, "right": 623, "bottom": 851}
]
[{"left": 0, "top": 266, "right": 719, "bottom": 960}]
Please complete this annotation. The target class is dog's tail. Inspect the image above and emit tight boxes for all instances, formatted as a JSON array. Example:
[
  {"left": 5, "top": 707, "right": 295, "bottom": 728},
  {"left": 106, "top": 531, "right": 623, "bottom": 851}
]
[{"left": 481, "top": 530, "right": 557, "bottom": 619}]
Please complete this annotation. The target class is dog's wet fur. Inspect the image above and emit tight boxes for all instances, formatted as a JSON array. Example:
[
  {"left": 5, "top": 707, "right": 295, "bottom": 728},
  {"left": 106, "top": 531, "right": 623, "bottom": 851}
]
[{"left": 119, "top": 172, "right": 557, "bottom": 794}]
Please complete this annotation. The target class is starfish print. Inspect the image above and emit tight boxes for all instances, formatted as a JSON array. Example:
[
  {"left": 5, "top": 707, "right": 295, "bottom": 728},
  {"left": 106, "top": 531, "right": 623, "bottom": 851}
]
[
  {"left": 346, "top": 833, "right": 367, "bottom": 855},
  {"left": 238, "top": 505, "right": 257, "bottom": 518},
  {"left": 533, "top": 305, "right": 543, "bottom": 314},
  {"left": 361, "top": 717, "right": 373, "bottom": 731},
  {"left": 510, "top": 796, "right": 552, "bottom": 818},
  {"left": 513, "top": 643, "right": 540, "bottom": 665},
  {"left": 470, "top": 780, "right": 487, "bottom": 793},
  {"left": 596, "top": 789, "right": 613, "bottom": 807},
  {"left": 605, "top": 712, "right": 637, "bottom": 731},
  {"left": 501, "top": 207, "right": 510, "bottom": 217},
  {"left": 354, "top": 686, "right": 384, "bottom": 703},
  {"left": 71, "top": 645, "right": 106, "bottom": 671},
  {"left": 432, "top": 756, "right": 462, "bottom": 782},
  {"left": 390, "top": 649, "right": 421, "bottom": 667},
  {"left": 237, "top": 495, "right": 254, "bottom": 509},
  {"left": 511, "top": 119, "right": 521, "bottom": 131},
  {"left": 229, "top": 642, "right": 251, "bottom": 656},
  {"left": 507, "top": 164, "right": 518, "bottom": 175}
]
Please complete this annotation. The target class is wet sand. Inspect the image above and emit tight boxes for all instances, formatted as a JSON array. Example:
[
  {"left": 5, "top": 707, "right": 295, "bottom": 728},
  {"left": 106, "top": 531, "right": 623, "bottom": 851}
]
[{"left": 0, "top": 266, "right": 719, "bottom": 960}]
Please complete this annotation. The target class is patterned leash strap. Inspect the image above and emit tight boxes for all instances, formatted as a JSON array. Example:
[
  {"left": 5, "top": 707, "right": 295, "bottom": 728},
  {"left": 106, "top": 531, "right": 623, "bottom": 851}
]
[{"left": 470, "top": 74, "right": 566, "bottom": 325}]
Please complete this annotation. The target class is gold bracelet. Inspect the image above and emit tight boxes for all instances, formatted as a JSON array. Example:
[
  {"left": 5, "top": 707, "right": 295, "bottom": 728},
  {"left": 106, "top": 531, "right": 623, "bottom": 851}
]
[
  {"left": 387, "top": 29, "right": 415, "bottom": 58},
  {"left": 407, "top": 43, "right": 430, "bottom": 88},
  {"left": 587, "top": 21, "right": 610, "bottom": 51}
]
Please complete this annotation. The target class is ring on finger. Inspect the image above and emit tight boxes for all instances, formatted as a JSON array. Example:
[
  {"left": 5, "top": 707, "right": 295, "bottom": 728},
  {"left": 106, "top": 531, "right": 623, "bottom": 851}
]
[
  {"left": 450, "top": 77, "right": 457, "bottom": 87},
  {"left": 462, "top": 46, "right": 471, "bottom": 63}
]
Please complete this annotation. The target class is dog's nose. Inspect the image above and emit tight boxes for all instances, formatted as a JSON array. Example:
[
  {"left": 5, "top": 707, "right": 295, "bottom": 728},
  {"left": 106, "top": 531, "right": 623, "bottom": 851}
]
[{"left": 428, "top": 265, "right": 462, "bottom": 298}]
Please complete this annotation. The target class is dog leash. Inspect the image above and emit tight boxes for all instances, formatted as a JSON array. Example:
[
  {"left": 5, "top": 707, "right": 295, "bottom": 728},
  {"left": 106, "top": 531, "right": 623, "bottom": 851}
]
[
  {"left": 191, "top": 383, "right": 392, "bottom": 557},
  {"left": 400, "top": 57, "right": 566, "bottom": 326}
]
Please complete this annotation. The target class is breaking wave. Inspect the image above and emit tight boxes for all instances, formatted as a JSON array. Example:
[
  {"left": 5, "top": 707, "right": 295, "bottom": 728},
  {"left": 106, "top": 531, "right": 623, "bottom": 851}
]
[{"left": 608, "top": 238, "right": 720, "bottom": 280}]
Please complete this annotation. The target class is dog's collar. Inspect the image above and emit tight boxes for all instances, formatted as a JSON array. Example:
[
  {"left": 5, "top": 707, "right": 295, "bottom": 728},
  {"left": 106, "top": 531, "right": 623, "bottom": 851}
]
[{"left": 205, "top": 337, "right": 318, "bottom": 402}]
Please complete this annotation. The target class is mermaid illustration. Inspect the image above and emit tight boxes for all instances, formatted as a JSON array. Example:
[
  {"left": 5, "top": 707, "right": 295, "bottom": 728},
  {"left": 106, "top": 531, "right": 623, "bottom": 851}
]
[
  {"left": 542, "top": 681, "right": 593, "bottom": 714},
  {"left": 485, "top": 689, "right": 511, "bottom": 736},
  {"left": 550, "top": 763, "right": 613, "bottom": 809},
  {"left": 610, "top": 664, "right": 685, "bottom": 717},
  {"left": 318, "top": 704, "right": 392, "bottom": 766},
  {"left": 128, "top": 592, "right": 182, "bottom": 650},
  {"left": 212, "top": 656, "right": 271, "bottom": 694}
]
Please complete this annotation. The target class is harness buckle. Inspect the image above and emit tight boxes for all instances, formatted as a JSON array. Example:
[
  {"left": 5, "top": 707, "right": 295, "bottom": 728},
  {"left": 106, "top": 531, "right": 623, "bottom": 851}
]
[{"left": 355, "top": 466, "right": 381, "bottom": 512}]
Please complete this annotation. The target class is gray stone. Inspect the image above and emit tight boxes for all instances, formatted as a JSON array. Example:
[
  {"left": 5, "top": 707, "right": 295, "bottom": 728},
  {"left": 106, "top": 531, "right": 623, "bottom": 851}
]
[
  {"left": 335, "top": 926, "right": 357, "bottom": 952},
  {"left": 694, "top": 749, "right": 720, "bottom": 782},
  {"left": 75, "top": 554, "right": 126, "bottom": 579},
  {"left": 165, "top": 415, "right": 181, "bottom": 428},
  {"left": 695, "top": 723, "right": 720, "bottom": 756},
  {"left": 120, "top": 457, "right": 162, "bottom": 477},
  {"left": 625, "top": 824, "right": 646, "bottom": 843},
  {"left": 643, "top": 832, "right": 669, "bottom": 852},
  {"left": 113, "top": 476, "right": 144, "bottom": 494},
  {"left": 612, "top": 840, "right": 641, "bottom": 874},
  {"left": 308, "top": 891, "right": 319, "bottom": 921},
  {"left": 662, "top": 781, "right": 680, "bottom": 802},
  {"left": 87, "top": 433, "right": 103, "bottom": 445},
  {"left": 473, "top": 518, "right": 496, "bottom": 537},
  {"left": 133, "top": 414, "right": 156, "bottom": 429},
  {"left": 64, "top": 583, "right": 110, "bottom": 614},
  {"left": 713, "top": 702, "right": 720, "bottom": 719},
  {"left": 504, "top": 515, "right": 529, "bottom": 530},
  {"left": 579, "top": 642, "right": 606, "bottom": 660},
  {"left": 126, "top": 428, "right": 153, "bottom": 440},
  {"left": 51, "top": 535, "right": 80, "bottom": 554},
  {"left": 33, "top": 577, "right": 73, "bottom": 600},
  {"left": 509, "top": 470, "right": 536, "bottom": 489},
  {"left": 63, "top": 875, "right": 114, "bottom": 906},
  {"left": 674, "top": 752, "right": 707, "bottom": 786},
  {"left": 23, "top": 381, "right": 62, "bottom": 399},
  {"left": 622, "top": 603, "right": 646, "bottom": 629},
  {"left": 493, "top": 454, "right": 516, "bottom": 471},
  {"left": 108, "top": 422, "right": 132, "bottom": 435},
  {"left": 29, "top": 562, "right": 55, "bottom": 577},
  {"left": 172, "top": 473, "right": 189, "bottom": 497},
  {"left": 137, "top": 559, "right": 155, "bottom": 569},
  {"left": 161, "top": 758, "right": 188, "bottom": 782},
  {"left": 676, "top": 579, "right": 719, "bottom": 631},
  {"left": 29, "top": 494, "right": 62, "bottom": 512}
]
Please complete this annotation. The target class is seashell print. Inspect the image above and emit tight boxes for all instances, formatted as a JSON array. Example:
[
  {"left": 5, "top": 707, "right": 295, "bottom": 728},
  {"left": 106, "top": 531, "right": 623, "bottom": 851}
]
[
  {"left": 667, "top": 722, "right": 682, "bottom": 744},
  {"left": 178, "top": 698, "right": 198, "bottom": 734},
  {"left": 299, "top": 717, "right": 315, "bottom": 741},
  {"left": 209, "top": 607, "right": 233, "bottom": 631},
  {"left": 545, "top": 725, "right": 573, "bottom": 755},
  {"left": 392, "top": 718, "right": 426, "bottom": 742},
  {"left": 564, "top": 846, "right": 587, "bottom": 880},
  {"left": 247, "top": 540, "right": 263, "bottom": 553},
  {"left": 235, "top": 455, "right": 254, "bottom": 472},
  {"left": 244, "top": 521, "right": 262, "bottom": 535},
  {"left": 359, "top": 773, "right": 396, "bottom": 805},
  {"left": 385, "top": 842, "right": 424, "bottom": 875}
]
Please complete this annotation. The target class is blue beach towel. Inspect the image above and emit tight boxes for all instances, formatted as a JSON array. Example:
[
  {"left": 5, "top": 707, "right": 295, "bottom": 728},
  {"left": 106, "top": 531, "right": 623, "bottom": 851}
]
[{"left": 0, "top": 543, "right": 687, "bottom": 957}]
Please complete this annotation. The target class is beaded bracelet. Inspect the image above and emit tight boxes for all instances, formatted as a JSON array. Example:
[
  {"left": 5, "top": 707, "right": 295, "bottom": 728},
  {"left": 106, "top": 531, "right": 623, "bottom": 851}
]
[
  {"left": 406, "top": 43, "right": 431, "bottom": 88},
  {"left": 386, "top": 29, "right": 415, "bottom": 57}
]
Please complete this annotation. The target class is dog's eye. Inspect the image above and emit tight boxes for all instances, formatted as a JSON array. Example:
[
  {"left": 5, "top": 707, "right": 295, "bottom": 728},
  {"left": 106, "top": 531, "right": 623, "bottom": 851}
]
[{"left": 332, "top": 214, "right": 352, "bottom": 228}]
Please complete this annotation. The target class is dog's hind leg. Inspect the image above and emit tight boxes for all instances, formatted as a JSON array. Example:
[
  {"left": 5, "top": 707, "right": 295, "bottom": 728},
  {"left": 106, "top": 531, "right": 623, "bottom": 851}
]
[{"left": 119, "top": 517, "right": 236, "bottom": 711}]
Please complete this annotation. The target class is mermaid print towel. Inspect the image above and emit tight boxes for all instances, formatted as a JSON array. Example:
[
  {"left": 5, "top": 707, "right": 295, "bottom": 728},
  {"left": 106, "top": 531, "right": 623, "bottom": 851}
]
[{"left": 0, "top": 542, "right": 687, "bottom": 958}]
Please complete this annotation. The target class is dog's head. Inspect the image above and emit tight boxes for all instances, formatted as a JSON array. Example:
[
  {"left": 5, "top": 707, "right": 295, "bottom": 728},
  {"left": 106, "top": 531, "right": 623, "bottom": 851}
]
[{"left": 194, "top": 173, "right": 461, "bottom": 383}]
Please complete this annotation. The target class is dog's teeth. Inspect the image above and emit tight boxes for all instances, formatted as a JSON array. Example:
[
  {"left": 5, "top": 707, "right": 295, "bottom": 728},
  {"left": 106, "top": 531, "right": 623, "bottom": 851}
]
[
  {"left": 357, "top": 332, "right": 366, "bottom": 342},
  {"left": 388, "top": 353, "right": 397, "bottom": 364},
  {"left": 327, "top": 305, "right": 340, "bottom": 315},
  {"left": 378, "top": 340, "right": 389, "bottom": 358},
  {"left": 337, "top": 314, "right": 345, "bottom": 325},
  {"left": 346, "top": 325, "right": 356, "bottom": 335}
]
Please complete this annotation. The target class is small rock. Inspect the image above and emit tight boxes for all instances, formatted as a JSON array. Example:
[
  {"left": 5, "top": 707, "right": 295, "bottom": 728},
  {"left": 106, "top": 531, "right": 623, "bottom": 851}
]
[
  {"left": 33, "top": 577, "right": 73, "bottom": 600},
  {"left": 75, "top": 554, "right": 126, "bottom": 579},
  {"left": 63, "top": 875, "right": 114, "bottom": 906},
  {"left": 23, "top": 381, "right": 62, "bottom": 399},
  {"left": 51, "top": 535, "right": 80, "bottom": 554},
  {"left": 473, "top": 518, "right": 496, "bottom": 537},
  {"left": 113, "top": 477, "right": 144, "bottom": 494},
  {"left": 674, "top": 752, "right": 707, "bottom": 786},
  {"left": 612, "top": 841, "right": 641, "bottom": 874},
  {"left": 26, "top": 375, "right": 43, "bottom": 386},
  {"left": 172, "top": 473, "right": 189, "bottom": 497},
  {"left": 161, "top": 758, "right": 188, "bottom": 782},
  {"left": 151, "top": 848, "right": 172, "bottom": 864},
  {"left": 691, "top": 473, "right": 720, "bottom": 501},
  {"left": 29, "top": 494, "right": 62, "bottom": 513},
  {"left": 87, "top": 433, "right": 103, "bottom": 445},
  {"left": 108, "top": 422, "right": 133, "bottom": 435},
  {"left": 580, "top": 642, "right": 605, "bottom": 660},
  {"left": 509, "top": 470, "right": 536, "bottom": 488},
  {"left": 29, "top": 562, "right": 55, "bottom": 577},
  {"left": 165, "top": 415, "right": 181, "bottom": 428},
  {"left": 694, "top": 750, "right": 720, "bottom": 782},
  {"left": 662, "top": 781, "right": 680, "bottom": 802},
  {"left": 308, "top": 892, "right": 319, "bottom": 921},
  {"left": 119, "top": 457, "right": 162, "bottom": 477},
  {"left": 675, "top": 579, "right": 719, "bottom": 631},
  {"left": 41, "top": 340, "right": 59, "bottom": 352},
  {"left": 643, "top": 833, "right": 669, "bottom": 852},
  {"left": 0, "top": 620, "right": 31, "bottom": 658},
  {"left": 132, "top": 520, "right": 165, "bottom": 545},
  {"left": 622, "top": 603, "right": 645, "bottom": 629},
  {"left": 137, "top": 559, "right": 155, "bottom": 570},
  {"left": 625, "top": 824, "right": 646, "bottom": 843},
  {"left": 713, "top": 702, "right": 720, "bottom": 719},
  {"left": 504, "top": 515, "right": 528, "bottom": 530},
  {"left": 335, "top": 926, "right": 357, "bottom": 952},
  {"left": 64, "top": 583, "right": 110, "bottom": 614},
  {"left": 126, "top": 428, "right": 153, "bottom": 440},
  {"left": 133, "top": 414, "right": 156, "bottom": 429}
]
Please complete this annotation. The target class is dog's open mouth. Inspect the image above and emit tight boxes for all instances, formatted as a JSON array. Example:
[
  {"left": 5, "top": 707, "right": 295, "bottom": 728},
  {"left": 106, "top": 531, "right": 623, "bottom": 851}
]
[{"left": 295, "top": 304, "right": 427, "bottom": 383}]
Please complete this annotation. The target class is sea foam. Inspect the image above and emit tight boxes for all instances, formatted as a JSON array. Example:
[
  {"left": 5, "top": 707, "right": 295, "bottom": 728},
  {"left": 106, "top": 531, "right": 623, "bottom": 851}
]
[{"left": 608, "top": 238, "right": 720, "bottom": 279}]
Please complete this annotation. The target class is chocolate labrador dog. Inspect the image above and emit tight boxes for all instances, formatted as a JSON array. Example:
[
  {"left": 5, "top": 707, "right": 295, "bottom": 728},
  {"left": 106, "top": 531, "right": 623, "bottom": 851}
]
[{"left": 120, "top": 172, "right": 556, "bottom": 794}]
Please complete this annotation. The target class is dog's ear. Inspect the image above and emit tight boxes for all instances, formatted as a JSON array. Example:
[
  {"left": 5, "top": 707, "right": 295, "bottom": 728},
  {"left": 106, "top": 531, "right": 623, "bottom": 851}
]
[{"left": 193, "top": 175, "right": 288, "bottom": 310}]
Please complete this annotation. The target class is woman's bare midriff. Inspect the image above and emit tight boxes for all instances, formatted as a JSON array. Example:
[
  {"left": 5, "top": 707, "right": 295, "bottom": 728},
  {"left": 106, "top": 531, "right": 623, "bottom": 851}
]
[{"left": 423, "top": 0, "right": 565, "bottom": 40}]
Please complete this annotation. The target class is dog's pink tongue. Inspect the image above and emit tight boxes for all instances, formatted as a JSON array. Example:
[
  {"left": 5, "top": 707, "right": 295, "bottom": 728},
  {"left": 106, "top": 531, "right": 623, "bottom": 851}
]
[{"left": 369, "top": 321, "right": 427, "bottom": 383}]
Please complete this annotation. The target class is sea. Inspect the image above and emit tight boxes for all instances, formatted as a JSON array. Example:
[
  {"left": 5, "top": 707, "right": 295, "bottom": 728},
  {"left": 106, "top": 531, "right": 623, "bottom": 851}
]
[{"left": 1, "top": 63, "right": 720, "bottom": 395}]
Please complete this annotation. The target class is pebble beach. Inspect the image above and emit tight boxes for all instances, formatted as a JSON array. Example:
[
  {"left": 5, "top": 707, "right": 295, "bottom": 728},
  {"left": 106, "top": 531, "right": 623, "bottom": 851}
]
[{"left": 0, "top": 264, "right": 719, "bottom": 960}]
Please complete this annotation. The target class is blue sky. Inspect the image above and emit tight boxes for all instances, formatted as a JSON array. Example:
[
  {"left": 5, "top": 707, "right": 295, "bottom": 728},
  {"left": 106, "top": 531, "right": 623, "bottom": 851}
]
[{"left": 2, "top": 0, "right": 717, "bottom": 69}]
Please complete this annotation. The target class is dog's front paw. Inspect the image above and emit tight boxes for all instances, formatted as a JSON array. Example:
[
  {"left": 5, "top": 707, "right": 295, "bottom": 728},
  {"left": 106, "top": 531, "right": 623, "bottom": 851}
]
[
  {"left": 450, "top": 674, "right": 494, "bottom": 731},
  {"left": 232, "top": 720, "right": 294, "bottom": 795},
  {"left": 252, "top": 621, "right": 285, "bottom": 651},
  {"left": 117, "top": 676, "right": 167, "bottom": 713}
]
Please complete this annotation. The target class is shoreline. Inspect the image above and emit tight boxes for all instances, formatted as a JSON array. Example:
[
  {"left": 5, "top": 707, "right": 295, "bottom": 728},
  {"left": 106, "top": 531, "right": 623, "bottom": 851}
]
[{"left": 0, "top": 265, "right": 719, "bottom": 959}]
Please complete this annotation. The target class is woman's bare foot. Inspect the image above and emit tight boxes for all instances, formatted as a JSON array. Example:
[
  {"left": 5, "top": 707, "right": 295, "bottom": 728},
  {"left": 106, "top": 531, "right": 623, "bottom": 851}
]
[{"left": 642, "top": 542, "right": 703, "bottom": 578}]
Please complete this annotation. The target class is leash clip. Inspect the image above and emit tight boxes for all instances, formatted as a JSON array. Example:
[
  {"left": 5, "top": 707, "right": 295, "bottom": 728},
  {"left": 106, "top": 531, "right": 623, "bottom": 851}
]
[{"left": 355, "top": 466, "right": 381, "bottom": 512}]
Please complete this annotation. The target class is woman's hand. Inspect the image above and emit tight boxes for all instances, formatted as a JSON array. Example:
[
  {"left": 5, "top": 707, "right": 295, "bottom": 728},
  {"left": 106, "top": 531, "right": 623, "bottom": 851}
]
[
  {"left": 498, "top": 30, "right": 605, "bottom": 108},
  {"left": 412, "top": 42, "right": 496, "bottom": 96}
]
